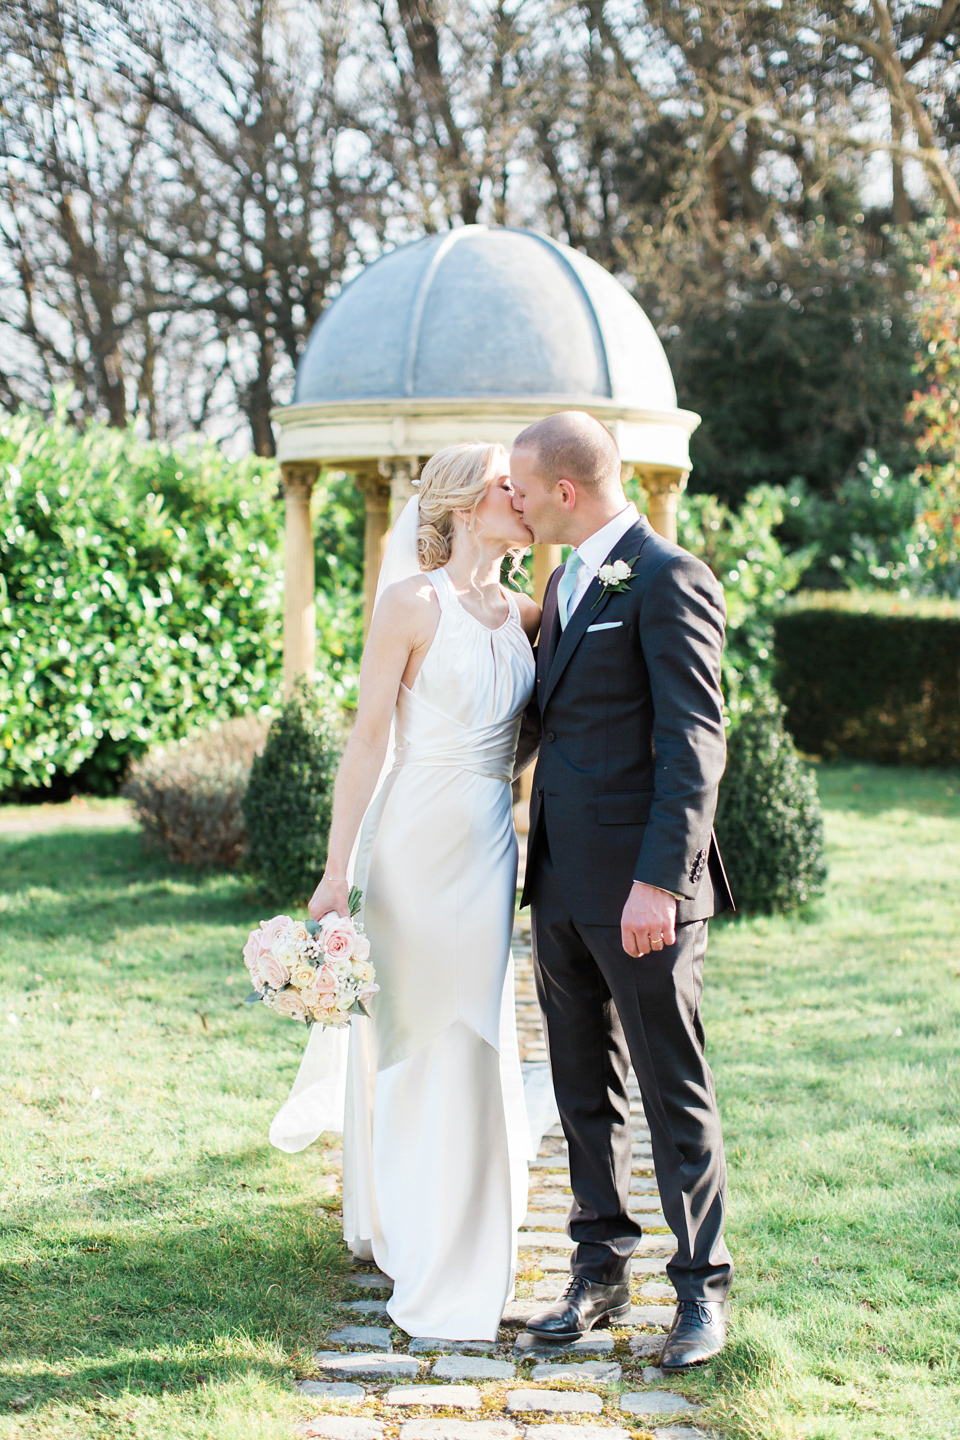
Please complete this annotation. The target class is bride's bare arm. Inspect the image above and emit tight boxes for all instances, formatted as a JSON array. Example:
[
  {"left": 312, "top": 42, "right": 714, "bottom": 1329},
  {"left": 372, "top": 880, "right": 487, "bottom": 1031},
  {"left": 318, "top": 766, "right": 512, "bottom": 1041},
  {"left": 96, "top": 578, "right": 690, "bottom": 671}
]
[
  {"left": 514, "top": 591, "right": 541, "bottom": 644},
  {"left": 308, "top": 579, "right": 440, "bottom": 919}
]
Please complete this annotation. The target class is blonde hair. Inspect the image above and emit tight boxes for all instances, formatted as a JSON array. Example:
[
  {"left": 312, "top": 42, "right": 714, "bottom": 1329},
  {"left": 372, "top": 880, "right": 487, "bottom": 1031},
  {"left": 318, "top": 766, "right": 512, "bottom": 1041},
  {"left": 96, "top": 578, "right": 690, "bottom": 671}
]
[{"left": 417, "top": 442, "right": 507, "bottom": 571}]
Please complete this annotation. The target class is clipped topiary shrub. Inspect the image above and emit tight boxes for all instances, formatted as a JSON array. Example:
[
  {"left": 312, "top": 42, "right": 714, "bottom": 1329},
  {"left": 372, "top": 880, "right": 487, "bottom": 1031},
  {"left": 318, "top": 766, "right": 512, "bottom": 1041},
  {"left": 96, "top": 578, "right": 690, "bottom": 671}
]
[
  {"left": 242, "top": 680, "right": 344, "bottom": 904},
  {"left": 122, "top": 717, "right": 269, "bottom": 869},
  {"left": 716, "top": 694, "right": 827, "bottom": 914}
]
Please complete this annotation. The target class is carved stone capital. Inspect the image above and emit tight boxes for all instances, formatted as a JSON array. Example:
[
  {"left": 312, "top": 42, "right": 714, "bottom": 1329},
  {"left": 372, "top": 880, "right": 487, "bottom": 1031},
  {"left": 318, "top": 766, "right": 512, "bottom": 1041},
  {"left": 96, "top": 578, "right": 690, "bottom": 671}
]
[
  {"left": 640, "top": 466, "right": 688, "bottom": 497},
  {"left": 378, "top": 455, "right": 422, "bottom": 526},
  {"left": 279, "top": 461, "right": 320, "bottom": 501},
  {"left": 355, "top": 466, "right": 391, "bottom": 507},
  {"left": 636, "top": 467, "right": 689, "bottom": 542}
]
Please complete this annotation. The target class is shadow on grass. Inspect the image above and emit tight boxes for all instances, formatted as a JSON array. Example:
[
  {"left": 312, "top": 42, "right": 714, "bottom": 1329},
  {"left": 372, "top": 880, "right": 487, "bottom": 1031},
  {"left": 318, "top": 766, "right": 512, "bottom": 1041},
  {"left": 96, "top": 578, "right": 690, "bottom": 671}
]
[
  {"left": 0, "top": 1157, "right": 348, "bottom": 1413},
  {"left": 0, "top": 828, "right": 272, "bottom": 941}
]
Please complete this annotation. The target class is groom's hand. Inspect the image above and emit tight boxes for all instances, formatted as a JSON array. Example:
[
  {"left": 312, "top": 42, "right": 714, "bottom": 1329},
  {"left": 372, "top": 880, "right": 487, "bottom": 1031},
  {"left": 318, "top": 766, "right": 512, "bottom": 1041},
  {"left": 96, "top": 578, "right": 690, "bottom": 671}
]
[{"left": 621, "top": 882, "right": 678, "bottom": 958}]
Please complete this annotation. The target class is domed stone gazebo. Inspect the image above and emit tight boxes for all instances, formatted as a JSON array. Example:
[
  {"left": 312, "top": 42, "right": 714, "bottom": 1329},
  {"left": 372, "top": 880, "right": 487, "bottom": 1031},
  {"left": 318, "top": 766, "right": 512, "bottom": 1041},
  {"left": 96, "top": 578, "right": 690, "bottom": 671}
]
[{"left": 272, "top": 224, "right": 700, "bottom": 692}]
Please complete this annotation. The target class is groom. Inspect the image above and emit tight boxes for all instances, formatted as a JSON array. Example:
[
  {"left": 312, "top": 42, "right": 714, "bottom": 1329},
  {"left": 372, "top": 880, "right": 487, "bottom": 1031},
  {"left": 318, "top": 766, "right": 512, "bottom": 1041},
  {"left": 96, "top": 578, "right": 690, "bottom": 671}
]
[{"left": 510, "top": 411, "right": 734, "bottom": 1370}]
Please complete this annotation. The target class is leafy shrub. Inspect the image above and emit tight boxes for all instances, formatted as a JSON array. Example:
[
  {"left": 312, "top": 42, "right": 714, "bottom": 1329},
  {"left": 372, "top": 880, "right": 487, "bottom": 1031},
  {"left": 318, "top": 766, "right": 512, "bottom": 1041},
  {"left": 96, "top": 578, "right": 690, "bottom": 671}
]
[
  {"left": 773, "top": 592, "right": 960, "bottom": 764},
  {"left": 122, "top": 717, "right": 268, "bottom": 868},
  {"left": 716, "top": 693, "right": 827, "bottom": 914},
  {"left": 778, "top": 459, "right": 930, "bottom": 593},
  {"left": 0, "top": 405, "right": 283, "bottom": 796},
  {"left": 669, "top": 484, "right": 809, "bottom": 717},
  {"left": 242, "top": 680, "right": 344, "bottom": 904}
]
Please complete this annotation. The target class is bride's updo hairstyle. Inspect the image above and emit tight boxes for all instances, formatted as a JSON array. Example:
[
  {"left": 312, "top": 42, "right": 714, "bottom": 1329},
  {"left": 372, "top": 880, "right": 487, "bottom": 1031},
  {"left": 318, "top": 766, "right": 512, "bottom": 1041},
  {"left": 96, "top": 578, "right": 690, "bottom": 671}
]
[{"left": 417, "top": 442, "right": 507, "bottom": 571}]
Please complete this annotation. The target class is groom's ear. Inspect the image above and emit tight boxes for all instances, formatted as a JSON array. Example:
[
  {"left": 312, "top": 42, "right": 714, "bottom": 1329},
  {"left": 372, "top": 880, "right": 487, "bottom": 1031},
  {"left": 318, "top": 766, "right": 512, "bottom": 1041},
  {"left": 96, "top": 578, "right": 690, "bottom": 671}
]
[{"left": 556, "top": 478, "right": 578, "bottom": 511}]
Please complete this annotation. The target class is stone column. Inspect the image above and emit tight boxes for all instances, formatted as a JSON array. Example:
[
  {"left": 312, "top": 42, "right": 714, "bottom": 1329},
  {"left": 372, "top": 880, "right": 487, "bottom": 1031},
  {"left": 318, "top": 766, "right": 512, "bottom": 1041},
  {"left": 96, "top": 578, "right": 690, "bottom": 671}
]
[
  {"left": 639, "top": 467, "right": 688, "bottom": 543},
  {"left": 280, "top": 461, "right": 319, "bottom": 696},
  {"left": 532, "top": 543, "right": 562, "bottom": 604},
  {"left": 356, "top": 469, "right": 391, "bottom": 636}
]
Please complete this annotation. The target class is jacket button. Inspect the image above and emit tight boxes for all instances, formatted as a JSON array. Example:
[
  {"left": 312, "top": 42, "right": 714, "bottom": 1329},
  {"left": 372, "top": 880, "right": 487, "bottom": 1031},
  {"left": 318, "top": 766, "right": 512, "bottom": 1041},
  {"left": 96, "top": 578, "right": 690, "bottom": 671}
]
[{"left": 546, "top": 731, "right": 556, "bottom": 742}]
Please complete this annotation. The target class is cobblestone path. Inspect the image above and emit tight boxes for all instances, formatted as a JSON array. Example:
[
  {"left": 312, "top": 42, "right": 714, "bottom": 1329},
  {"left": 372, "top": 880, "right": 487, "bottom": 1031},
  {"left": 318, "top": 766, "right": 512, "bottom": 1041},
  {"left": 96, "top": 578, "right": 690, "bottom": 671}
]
[{"left": 293, "top": 914, "right": 715, "bottom": 1440}]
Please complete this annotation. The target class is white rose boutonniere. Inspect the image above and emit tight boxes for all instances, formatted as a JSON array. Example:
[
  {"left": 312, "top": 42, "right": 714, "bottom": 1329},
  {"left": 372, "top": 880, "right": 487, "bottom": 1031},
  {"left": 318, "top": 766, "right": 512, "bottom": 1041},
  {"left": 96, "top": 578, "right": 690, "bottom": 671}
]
[{"left": 592, "top": 554, "right": 639, "bottom": 606}]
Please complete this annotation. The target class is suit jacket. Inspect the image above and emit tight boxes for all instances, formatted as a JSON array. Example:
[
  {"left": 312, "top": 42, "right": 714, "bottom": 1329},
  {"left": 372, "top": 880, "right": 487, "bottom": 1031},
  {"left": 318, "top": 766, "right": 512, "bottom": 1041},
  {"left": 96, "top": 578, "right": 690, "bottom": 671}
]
[{"left": 518, "top": 516, "right": 734, "bottom": 925}]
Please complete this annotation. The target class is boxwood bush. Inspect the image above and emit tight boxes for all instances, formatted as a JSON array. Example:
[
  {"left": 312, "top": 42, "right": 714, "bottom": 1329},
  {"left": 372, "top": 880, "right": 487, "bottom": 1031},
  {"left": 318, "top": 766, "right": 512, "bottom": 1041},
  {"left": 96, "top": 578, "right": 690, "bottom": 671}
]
[
  {"left": 773, "top": 591, "right": 960, "bottom": 764},
  {"left": 242, "top": 679, "right": 344, "bottom": 904},
  {"left": 0, "top": 406, "right": 284, "bottom": 795},
  {"left": 716, "top": 693, "right": 827, "bottom": 913}
]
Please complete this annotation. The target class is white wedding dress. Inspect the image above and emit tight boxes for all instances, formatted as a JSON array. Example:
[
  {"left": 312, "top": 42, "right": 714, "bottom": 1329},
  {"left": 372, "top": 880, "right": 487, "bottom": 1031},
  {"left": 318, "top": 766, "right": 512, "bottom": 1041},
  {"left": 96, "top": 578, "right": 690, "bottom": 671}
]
[{"left": 272, "top": 550, "right": 536, "bottom": 1341}]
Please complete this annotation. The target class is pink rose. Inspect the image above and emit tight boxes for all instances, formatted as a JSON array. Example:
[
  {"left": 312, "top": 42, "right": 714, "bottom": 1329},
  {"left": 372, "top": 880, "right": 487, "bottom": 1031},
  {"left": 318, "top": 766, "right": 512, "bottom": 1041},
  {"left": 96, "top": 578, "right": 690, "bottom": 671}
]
[
  {"left": 258, "top": 952, "right": 290, "bottom": 990},
  {"left": 313, "top": 963, "right": 338, "bottom": 995},
  {"left": 259, "top": 914, "right": 294, "bottom": 946},
  {"left": 242, "top": 930, "right": 265, "bottom": 992},
  {"left": 271, "top": 989, "right": 309, "bottom": 1021},
  {"left": 319, "top": 914, "right": 358, "bottom": 962}
]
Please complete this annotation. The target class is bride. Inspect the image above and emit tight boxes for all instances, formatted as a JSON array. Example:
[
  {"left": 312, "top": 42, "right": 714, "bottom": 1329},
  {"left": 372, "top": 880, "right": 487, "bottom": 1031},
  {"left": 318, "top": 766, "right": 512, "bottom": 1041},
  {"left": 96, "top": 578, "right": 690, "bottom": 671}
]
[{"left": 272, "top": 441, "right": 540, "bottom": 1341}]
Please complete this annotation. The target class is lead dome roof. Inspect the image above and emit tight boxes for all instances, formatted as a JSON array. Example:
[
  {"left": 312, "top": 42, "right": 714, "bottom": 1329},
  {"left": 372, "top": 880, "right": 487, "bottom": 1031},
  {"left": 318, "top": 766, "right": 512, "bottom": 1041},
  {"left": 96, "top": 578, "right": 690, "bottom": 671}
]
[{"left": 294, "top": 225, "right": 677, "bottom": 411}]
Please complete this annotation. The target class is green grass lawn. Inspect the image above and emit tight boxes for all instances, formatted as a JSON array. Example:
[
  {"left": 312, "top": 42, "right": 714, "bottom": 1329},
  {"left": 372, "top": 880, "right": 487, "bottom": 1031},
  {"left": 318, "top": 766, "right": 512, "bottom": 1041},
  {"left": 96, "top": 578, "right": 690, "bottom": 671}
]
[
  {"left": 690, "top": 763, "right": 960, "bottom": 1440},
  {"left": 0, "top": 827, "right": 347, "bottom": 1440},
  {"left": 1, "top": 762, "right": 959, "bottom": 1440}
]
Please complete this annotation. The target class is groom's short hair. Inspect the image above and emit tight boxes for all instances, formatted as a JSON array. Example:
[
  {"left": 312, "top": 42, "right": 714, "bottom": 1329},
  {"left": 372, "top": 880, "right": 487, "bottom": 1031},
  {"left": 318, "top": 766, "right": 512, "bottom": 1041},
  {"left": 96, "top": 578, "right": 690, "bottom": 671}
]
[{"left": 512, "top": 411, "right": 622, "bottom": 494}]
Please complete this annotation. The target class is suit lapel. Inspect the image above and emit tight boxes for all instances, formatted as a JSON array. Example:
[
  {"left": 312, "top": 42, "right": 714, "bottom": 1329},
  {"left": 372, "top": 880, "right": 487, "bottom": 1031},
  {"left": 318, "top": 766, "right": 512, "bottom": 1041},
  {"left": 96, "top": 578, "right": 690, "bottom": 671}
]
[{"left": 541, "top": 519, "right": 651, "bottom": 712}]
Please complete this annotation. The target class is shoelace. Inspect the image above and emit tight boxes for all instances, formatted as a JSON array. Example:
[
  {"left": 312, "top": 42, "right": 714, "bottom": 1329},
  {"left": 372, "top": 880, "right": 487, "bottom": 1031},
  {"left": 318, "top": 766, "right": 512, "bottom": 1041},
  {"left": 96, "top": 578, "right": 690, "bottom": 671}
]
[
  {"left": 675, "top": 1299, "right": 716, "bottom": 1327},
  {"left": 558, "top": 1274, "right": 592, "bottom": 1302}
]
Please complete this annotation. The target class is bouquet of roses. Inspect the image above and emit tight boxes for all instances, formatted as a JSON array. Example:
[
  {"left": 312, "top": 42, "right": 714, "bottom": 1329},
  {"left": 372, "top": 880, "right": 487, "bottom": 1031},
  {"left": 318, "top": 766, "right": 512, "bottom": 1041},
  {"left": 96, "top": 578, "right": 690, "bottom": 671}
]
[{"left": 242, "top": 887, "right": 378, "bottom": 1027}]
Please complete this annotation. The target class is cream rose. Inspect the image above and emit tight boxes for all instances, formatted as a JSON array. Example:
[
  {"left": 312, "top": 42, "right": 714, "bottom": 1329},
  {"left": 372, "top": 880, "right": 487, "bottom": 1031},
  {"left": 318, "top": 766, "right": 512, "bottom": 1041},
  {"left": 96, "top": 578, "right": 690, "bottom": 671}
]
[
  {"left": 289, "top": 957, "right": 317, "bottom": 991},
  {"left": 272, "top": 989, "right": 309, "bottom": 1021},
  {"left": 353, "top": 958, "right": 376, "bottom": 987}
]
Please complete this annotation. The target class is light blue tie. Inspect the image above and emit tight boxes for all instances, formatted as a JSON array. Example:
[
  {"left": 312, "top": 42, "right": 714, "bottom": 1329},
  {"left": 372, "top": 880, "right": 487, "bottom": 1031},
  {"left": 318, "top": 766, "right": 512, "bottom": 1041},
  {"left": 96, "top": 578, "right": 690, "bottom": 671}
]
[{"left": 557, "top": 550, "right": 584, "bottom": 630}]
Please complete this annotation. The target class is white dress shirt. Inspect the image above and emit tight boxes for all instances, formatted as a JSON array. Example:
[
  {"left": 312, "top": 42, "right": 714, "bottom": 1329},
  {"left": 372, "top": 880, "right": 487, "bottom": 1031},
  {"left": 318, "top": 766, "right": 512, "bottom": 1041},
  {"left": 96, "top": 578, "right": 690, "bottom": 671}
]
[
  {"left": 564, "top": 502, "right": 682, "bottom": 906},
  {"left": 566, "top": 503, "right": 641, "bottom": 618}
]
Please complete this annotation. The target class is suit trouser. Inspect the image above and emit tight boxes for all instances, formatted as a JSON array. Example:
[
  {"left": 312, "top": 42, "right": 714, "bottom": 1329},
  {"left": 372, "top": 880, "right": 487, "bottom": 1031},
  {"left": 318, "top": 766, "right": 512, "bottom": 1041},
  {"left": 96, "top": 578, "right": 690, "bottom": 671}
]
[{"left": 529, "top": 837, "right": 733, "bottom": 1303}]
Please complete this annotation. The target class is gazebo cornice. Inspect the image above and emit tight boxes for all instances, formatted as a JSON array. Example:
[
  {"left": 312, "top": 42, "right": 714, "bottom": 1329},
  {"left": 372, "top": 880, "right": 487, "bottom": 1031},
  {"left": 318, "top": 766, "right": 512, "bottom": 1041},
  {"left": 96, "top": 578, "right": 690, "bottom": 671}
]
[{"left": 272, "top": 395, "right": 700, "bottom": 476}]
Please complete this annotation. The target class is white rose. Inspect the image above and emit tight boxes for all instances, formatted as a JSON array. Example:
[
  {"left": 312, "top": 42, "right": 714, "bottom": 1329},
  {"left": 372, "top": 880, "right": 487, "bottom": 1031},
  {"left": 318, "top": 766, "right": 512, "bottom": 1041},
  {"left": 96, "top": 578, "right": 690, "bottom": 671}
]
[
  {"left": 611, "top": 558, "right": 632, "bottom": 580},
  {"left": 272, "top": 934, "right": 302, "bottom": 970},
  {"left": 598, "top": 564, "right": 617, "bottom": 585},
  {"left": 352, "top": 934, "right": 371, "bottom": 964}
]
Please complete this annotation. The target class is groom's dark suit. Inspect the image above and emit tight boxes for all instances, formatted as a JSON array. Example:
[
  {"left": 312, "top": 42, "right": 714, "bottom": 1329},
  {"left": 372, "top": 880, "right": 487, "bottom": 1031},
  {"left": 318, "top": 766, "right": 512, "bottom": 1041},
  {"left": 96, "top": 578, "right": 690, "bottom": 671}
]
[{"left": 520, "top": 515, "right": 735, "bottom": 1303}]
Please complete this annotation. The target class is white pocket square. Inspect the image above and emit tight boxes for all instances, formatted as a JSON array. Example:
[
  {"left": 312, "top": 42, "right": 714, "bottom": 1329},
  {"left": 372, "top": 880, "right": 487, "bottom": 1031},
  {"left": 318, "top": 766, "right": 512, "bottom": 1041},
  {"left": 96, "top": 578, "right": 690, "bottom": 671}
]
[{"left": 586, "top": 621, "right": 623, "bottom": 632}]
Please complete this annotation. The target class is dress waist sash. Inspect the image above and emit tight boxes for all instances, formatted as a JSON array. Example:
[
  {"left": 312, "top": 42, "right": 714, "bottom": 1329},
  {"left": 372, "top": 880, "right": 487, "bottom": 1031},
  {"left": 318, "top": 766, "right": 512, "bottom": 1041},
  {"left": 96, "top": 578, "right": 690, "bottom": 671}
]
[{"left": 393, "top": 722, "right": 519, "bottom": 783}]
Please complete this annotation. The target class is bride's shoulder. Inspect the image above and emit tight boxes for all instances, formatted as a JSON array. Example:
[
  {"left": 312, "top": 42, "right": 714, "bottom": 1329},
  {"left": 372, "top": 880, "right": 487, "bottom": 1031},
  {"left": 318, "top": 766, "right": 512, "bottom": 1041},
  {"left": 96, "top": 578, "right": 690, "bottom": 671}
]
[
  {"left": 380, "top": 573, "right": 441, "bottom": 608},
  {"left": 375, "top": 574, "right": 441, "bottom": 632}
]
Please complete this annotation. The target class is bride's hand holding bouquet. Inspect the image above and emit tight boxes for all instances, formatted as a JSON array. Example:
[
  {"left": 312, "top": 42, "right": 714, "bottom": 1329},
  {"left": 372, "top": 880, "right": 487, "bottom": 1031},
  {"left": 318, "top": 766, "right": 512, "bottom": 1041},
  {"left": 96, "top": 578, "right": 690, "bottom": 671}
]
[
  {"left": 242, "top": 882, "right": 377, "bottom": 1028},
  {"left": 308, "top": 870, "right": 351, "bottom": 926}
]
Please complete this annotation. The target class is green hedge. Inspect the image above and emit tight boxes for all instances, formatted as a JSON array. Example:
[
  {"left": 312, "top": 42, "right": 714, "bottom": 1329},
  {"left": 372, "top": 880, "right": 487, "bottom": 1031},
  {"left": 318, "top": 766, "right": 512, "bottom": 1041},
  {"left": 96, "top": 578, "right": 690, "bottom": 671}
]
[
  {"left": 0, "top": 407, "right": 284, "bottom": 795},
  {"left": 773, "top": 592, "right": 960, "bottom": 764}
]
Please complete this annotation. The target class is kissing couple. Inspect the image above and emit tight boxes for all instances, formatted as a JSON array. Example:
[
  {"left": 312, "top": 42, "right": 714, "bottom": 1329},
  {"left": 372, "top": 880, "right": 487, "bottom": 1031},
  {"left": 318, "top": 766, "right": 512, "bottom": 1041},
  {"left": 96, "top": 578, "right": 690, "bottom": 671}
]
[{"left": 272, "top": 409, "right": 734, "bottom": 1370}]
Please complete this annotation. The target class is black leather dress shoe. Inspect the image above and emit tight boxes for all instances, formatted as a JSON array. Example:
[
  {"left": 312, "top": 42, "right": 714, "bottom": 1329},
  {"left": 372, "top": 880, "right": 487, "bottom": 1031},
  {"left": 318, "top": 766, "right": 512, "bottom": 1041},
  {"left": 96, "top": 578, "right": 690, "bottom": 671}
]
[
  {"left": 525, "top": 1274, "right": 631, "bottom": 1342},
  {"left": 660, "top": 1298, "right": 729, "bottom": 1370}
]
